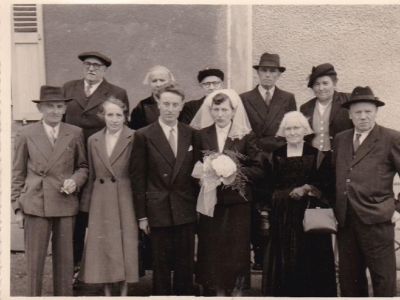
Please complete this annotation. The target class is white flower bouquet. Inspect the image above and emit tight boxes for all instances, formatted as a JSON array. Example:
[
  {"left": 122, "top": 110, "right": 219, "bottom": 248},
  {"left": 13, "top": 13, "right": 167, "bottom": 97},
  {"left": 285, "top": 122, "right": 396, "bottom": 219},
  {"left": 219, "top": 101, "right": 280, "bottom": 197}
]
[{"left": 192, "top": 150, "right": 249, "bottom": 217}]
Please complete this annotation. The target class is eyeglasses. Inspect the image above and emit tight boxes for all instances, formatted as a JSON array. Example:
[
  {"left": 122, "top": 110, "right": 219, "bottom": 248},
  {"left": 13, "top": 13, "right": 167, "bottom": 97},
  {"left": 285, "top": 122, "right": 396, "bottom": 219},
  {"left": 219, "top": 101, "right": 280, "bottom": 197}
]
[
  {"left": 201, "top": 81, "right": 222, "bottom": 88},
  {"left": 83, "top": 62, "right": 104, "bottom": 70}
]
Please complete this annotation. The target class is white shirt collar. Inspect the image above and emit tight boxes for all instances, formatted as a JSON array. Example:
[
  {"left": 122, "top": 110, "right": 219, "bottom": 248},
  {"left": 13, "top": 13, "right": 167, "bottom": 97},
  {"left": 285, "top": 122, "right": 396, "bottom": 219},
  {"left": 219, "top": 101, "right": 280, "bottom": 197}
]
[
  {"left": 158, "top": 118, "right": 178, "bottom": 132},
  {"left": 84, "top": 79, "right": 103, "bottom": 91},
  {"left": 106, "top": 127, "right": 123, "bottom": 138},
  {"left": 42, "top": 120, "right": 60, "bottom": 135},
  {"left": 354, "top": 123, "right": 375, "bottom": 144},
  {"left": 258, "top": 84, "right": 275, "bottom": 98},
  {"left": 215, "top": 122, "right": 231, "bottom": 134}
]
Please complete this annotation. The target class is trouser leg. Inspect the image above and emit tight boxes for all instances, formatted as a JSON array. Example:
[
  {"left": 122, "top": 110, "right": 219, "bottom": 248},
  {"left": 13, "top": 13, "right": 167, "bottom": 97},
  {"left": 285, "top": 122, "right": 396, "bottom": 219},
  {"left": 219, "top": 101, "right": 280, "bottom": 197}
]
[{"left": 72, "top": 211, "right": 88, "bottom": 266}]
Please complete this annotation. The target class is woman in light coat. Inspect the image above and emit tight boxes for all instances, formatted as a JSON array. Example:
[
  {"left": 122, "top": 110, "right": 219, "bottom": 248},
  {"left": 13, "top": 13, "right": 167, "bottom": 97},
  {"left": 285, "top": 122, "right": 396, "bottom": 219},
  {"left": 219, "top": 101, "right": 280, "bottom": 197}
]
[{"left": 80, "top": 96, "right": 138, "bottom": 296}]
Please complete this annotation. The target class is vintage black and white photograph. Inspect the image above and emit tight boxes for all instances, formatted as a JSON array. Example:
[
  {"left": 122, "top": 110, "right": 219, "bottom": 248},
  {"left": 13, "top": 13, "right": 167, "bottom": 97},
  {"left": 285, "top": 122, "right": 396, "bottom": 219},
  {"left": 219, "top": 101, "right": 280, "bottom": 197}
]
[{"left": 3, "top": 1, "right": 400, "bottom": 298}]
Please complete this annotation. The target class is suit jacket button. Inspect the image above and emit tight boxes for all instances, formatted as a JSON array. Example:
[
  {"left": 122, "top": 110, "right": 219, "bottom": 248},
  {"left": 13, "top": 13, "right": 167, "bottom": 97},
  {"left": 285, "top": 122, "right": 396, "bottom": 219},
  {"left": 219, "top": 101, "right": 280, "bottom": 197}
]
[
  {"left": 111, "top": 177, "right": 116, "bottom": 182},
  {"left": 330, "top": 136, "right": 333, "bottom": 139},
  {"left": 344, "top": 191, "right": 347, "bottom": 195},
  {"left": 346, "top": 179, "right": 351, "bottom": 183},
  {"left": 99, "top": 179, "right": 104, "bottom": 184},
  {"left": 163, "top": 174, "right": 168, "bottom": 177}
]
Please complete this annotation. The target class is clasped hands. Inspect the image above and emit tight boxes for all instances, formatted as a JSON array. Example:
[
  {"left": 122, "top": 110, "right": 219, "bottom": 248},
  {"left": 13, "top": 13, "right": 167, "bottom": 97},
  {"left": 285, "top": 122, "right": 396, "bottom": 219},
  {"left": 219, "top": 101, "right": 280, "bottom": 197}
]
[{"left": 289, "top": 184, "right": 312, "bottom": 201}]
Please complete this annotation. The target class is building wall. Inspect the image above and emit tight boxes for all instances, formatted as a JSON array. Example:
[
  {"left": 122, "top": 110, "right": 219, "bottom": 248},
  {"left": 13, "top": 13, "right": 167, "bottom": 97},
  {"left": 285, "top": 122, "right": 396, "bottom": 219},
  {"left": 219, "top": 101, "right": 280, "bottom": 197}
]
[
  {"left": 252, "top": 5, "right": 400, "bottom": 129},
  {"left": 43, "top": 4, "right": 228, "bottom": 110}
]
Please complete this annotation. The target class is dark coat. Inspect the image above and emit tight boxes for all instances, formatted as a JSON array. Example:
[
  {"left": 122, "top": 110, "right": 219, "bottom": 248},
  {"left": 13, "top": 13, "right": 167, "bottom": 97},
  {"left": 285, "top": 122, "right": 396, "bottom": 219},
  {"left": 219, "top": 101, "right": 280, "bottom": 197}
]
[
  {"left": 131, "top": 121, "right": 197, "bottom": 227},
  {"left": 300, "top": 91, "right": 353, "bottom": 149},
  {"left": 12, "top": 121, "right": 88, "bottom": 217},
  {"left": 179, "top": 96, "right": 206, "bottom": 125},
  {"left": 129, "top": 95, "right": 160, "bottom": 130},
  {"left": 333, "top": 124, "right": 400, "bottom": 226},
  {"left": 63, "top": 79, "right": 129, "bottom": 143},
  {"left": 240, "top": 85, "right": 297, "bottom": 155},
  {"left": 193, "top": 125, "right": 265, "bottom": 204}
]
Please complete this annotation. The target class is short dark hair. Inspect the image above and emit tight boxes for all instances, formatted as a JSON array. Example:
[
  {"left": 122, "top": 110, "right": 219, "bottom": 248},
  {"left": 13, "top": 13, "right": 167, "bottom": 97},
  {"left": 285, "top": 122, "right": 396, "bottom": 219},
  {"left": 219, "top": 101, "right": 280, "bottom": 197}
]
[
  {"left": 97, "top": 96, "right": 129, "bottom": 122},
  {"left": 211, "top": 93, "right": 234, "bottom": 109},
  {"left": 155, "top": 82, "right": 185, "bottom": 101}
]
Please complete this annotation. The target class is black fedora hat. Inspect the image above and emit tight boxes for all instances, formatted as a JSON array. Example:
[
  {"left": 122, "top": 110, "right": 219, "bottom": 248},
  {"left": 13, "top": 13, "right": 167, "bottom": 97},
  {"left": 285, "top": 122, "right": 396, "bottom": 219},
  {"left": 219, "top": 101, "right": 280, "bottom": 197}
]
[
  {"left": 32, "top": 86, "right": 73, "bottom": 103},
  {"left": 253, "top": 52, "right": 286, "bottom": 72},
  {"left": 341, "top": 86, "right": 385, "bottom": 109},
  {"left": 307, "top": 63, "right": 337, "bottom": 88},
  {"left": 78, "top": 51, "right": 112, "bottom": 67}
]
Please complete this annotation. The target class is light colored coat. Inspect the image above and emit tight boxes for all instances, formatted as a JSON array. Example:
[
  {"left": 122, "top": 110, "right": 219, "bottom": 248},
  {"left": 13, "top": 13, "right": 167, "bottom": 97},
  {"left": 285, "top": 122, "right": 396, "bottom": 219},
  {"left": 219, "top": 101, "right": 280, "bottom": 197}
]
[
  {"left": 12, "top": 121, "right": 88, "bottom": 217},
  {"left": 80, "top": 125, "right": 139, "bottom": 283}
]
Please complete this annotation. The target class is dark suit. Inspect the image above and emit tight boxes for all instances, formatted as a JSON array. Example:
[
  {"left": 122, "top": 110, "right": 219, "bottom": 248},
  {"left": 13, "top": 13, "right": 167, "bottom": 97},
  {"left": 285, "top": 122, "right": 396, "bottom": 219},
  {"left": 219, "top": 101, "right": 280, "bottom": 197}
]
[
  {"left": 129, "top": 95, "right": 160, "bottom": 130},
  {"left": 63, "top": 78, "right": 129, "bottom": 266},
  {"left": 131, "top": 121, "right": 197, "bottom": 295},
  {"left": 300, "top": 91, "right": 353, "bottom": 149},
  {"left": 240, "top": 85, "right": 296, "bottom": 266},
  {"left": 63, "top": 79, "right": 129, "bottom": 143},
  {"left": 333, "top": 124, "right": 400, "bottom": 296},
  {"left": 179, "top": 96, "right": 205, "bottom": 125},
  {"left": 12, "top": 121, "right": 88, "bottom": 296}
]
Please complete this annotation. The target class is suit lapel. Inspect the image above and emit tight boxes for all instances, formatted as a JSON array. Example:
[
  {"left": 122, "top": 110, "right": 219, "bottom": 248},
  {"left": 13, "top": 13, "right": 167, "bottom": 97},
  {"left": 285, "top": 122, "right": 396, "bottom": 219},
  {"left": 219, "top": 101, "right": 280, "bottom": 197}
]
[
  {"left": 329, "top": 91, "right": 342, "bottom": 124},
  {"left": 304, "top": 99, "right": 317, "bottom": 127},
  {"left": 205, "top": 125, "right": 219, "bottom": 152},
  {"left": 246, "top": 87, "right": 269, "bottom": 122},
  {"left": 109, "top": 126, "right": 133, "bottom": 166},
  {"left": 171, "top": 124, "right": 192, "bottom": 183},
  {"left": 343, "top": 129, "right": 354, "bottom": 166},
  {"left": 262, "top": 86, "right": 284, "bottom": 133},
  {"left": 223, "top": 136, "right": 236, "bottom": 151},
  {"left": 29, "top": 122, "right": 53, "bottom": 162},
  {"left": 73, "top": 80, "right": 87, "bottom": 109},
  {"left": 93, "top": 129, "right": 116, "bottom": 176},
  {"left": 44, "top": 123, "right": 75, "bottom": 173},
  {"left": 83, "top": 79, "right": 109, "bottom": 113},
  {"left": 351, "top": 125, "right": 380, "bottom": 167},
  {"left": 149, "top": 122, "right": 176, "bottom": 168}
]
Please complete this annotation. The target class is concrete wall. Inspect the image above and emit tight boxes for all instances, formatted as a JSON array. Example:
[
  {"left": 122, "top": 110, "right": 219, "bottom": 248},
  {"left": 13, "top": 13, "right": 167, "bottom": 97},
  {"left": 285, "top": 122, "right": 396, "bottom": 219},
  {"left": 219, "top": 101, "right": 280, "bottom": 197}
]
[
  {"left": 252, "top": 5, "right": 400, "bottom": 130},
  {"left": 43, "top": 4, "right": 228, "bottom": 110}
]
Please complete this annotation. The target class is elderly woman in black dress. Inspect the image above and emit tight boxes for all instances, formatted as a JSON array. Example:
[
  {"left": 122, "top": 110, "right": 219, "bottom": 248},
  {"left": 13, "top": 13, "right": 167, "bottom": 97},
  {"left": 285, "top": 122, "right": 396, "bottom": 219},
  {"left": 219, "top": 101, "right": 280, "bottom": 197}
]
[
  {"left": 191, "top": 89, "right": 264, "bottom": 296},
  {"left": 262, "top": 111, "right": 336, "bottom": 297}
]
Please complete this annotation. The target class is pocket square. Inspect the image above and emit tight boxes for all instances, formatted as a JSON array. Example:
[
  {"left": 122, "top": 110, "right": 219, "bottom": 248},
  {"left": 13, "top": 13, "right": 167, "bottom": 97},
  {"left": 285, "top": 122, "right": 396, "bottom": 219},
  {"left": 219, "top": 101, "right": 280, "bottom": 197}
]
[{"left": 188, "top": 145, "right": 193, "bottom": 151}]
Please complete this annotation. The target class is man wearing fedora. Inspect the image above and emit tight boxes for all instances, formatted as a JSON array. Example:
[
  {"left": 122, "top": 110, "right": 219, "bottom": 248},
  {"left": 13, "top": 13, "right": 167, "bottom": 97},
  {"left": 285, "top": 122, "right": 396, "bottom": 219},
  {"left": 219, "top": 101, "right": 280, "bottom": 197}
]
[
  {"left": 12, "top": 86, "right": 88, "bottom": 296},
  {"left": 62, "top": 51, "right": 129, "bottom": 275},
  {"left": 180, "top": 68, "right": 225, "bottom": 125},
  {"left": 240, "top": 52, "right": 296, "bottom": 271},
  {"left": 333, "top": 86, "right": 400, "bottom": 297}
]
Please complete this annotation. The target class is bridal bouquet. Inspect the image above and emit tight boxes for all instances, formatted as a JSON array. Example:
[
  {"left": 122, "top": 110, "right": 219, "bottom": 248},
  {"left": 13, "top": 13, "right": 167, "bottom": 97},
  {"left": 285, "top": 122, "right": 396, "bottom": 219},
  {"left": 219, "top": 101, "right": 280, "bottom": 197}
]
[{"left": 192, "top": 150, "right": 249, "bottom": 217}]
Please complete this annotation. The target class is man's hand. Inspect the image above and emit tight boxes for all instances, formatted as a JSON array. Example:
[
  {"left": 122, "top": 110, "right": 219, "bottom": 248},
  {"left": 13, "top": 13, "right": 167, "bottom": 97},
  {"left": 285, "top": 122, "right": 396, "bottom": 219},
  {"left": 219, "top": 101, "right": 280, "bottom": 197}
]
[
  {"left": 15, "top": 210, "right": 25, "bottom": 229},
  {"left": 61, "top": 179, "right": 77, "bottom": 194},
  {"left": 139, "top": 219, "right": 151, "bottom": 235}
]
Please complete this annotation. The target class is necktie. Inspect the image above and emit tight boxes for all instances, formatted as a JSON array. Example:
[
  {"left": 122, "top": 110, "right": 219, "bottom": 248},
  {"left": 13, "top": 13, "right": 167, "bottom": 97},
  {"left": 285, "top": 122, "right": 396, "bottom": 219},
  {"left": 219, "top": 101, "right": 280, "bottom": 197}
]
[
  {"left": 169, "top": 127, "right": 177, "bottom": 157},
  {"left": 85, "top": 84, "right": 92, "bottom": 98},
  {"left": 265, "top": 90, "right": 271, "bottom": 107},
  {"left": 353, "top": 133, "right": 361, "bottom": 153},
  {"left": 50, "top": 127, "right": 57, "bottom": 146}
]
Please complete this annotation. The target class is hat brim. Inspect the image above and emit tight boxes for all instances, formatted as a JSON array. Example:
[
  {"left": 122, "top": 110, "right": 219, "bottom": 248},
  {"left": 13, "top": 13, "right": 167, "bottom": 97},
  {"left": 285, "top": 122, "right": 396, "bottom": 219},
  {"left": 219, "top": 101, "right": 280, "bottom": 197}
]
[
  {"left": 78, "top": 54, "right": 111, "bottom": 67},
  {"left": 32, "top": 98, "right": 73, "bottom": 103},
  {"left": 341, "top": 99, "right": 385, "bottom": 109},
  {"left": 253, "top": 65, "right": 286, "bottom": 72}
]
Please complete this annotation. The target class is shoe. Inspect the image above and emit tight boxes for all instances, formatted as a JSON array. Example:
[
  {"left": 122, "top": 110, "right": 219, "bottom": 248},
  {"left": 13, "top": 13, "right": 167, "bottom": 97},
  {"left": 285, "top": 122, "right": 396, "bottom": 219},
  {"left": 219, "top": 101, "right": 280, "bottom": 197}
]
[{"left": 252, "top": 263, "right": 263, "bottom": 271}]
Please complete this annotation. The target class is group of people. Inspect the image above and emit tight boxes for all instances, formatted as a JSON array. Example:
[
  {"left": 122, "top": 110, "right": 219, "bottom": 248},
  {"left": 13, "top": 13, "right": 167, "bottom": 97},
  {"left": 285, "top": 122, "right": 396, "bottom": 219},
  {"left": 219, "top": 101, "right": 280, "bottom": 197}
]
[{"left": 11, "top": 51, "right": 400, "bottom": 297}]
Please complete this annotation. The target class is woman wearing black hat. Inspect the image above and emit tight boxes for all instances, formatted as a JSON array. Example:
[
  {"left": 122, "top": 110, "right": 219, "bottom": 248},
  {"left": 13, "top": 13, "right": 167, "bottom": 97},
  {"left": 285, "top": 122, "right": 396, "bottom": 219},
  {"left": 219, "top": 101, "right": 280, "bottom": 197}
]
[{"left": 300, "top": 63, "right": 353, "bottom": 159}]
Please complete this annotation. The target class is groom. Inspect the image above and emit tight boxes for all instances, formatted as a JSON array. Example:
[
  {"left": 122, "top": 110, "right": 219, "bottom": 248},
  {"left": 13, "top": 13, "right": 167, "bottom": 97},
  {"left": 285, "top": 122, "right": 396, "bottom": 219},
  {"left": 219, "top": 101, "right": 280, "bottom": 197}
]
[{"left": 131, "top": 82, "right": 197, "bottom": 295}]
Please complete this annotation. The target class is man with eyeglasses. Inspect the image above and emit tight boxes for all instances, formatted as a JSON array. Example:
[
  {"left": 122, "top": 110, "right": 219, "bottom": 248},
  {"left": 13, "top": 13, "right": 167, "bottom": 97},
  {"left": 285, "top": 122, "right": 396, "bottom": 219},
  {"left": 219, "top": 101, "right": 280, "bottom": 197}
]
[
  {"left": 62, "top": 51, "right": 129, "bottom": 284},
  {"left": 240, "top": 52, "right": 296, "bottom": 272},
  {"left": 180, "top": 68, "right": 224, "bottom": 125}
]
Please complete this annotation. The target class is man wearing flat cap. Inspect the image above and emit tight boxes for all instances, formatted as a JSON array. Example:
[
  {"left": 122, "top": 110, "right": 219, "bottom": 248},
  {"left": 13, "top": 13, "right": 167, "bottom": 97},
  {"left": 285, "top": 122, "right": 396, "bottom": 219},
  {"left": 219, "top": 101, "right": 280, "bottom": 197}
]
[
  {"left": 12, "top": 86, "right": 88, "bottom": 296},
  {"left": 180, "top": 68, "right": 224, "bottom": 125},
  {"left": 62, "top": 51, "right": 130, "bottom": 277},
  {"left": 240, "top": 52, "right": 296, "bottom": 271},
  {"left": 333, "top": 86, "right": 400, "bottom": 297}
]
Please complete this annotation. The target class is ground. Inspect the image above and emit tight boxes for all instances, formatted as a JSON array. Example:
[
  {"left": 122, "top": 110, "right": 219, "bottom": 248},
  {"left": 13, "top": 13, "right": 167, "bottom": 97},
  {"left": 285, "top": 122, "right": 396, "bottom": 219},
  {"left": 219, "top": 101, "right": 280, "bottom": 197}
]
[{"left": 10, "top": 251, "right": 400, "bottom": 297}]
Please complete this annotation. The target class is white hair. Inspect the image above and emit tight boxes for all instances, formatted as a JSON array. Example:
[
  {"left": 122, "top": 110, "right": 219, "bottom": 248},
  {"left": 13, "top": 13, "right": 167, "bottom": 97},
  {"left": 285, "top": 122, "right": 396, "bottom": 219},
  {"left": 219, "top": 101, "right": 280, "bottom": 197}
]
[
  {"left": 276, "top": 111, "right": 314, "bottom": 137},
  {"left": 142, "top": 65, "right": 176, "bottom": 85}
]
